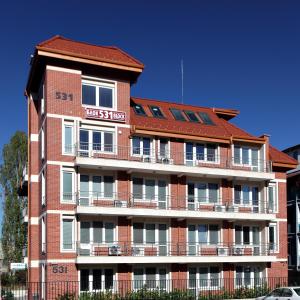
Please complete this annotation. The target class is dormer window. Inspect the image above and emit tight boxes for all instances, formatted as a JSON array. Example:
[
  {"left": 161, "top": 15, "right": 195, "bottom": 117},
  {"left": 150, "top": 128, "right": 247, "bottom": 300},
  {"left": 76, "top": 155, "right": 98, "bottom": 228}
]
[
  {"left": 198, "top": 112, "right": 215, "bottom": 125},
  {"left": 82, "top": 79, "right": 115, "bottom": 109},
  {"left": 170, "top": 108, "right": 186, "bottom": 121},
  {"left": 184, "top": 111, "right": 199, "bottom": 123},
  {"left": 149, "top": 106, "right": 164, "bottom": 118},
  {"left": 133, "top": 104, "right": 146, "bottom": 116}
]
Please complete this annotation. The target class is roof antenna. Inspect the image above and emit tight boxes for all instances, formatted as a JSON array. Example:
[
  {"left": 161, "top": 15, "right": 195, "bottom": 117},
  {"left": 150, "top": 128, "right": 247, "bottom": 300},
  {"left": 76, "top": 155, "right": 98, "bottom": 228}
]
[{"left": 181, "top": 59, "right": 184, "bottom": 104}]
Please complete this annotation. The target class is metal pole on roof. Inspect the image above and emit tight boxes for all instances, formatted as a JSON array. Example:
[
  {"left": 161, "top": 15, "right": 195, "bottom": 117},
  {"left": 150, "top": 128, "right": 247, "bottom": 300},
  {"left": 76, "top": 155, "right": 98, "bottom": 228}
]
[{"left": 181, "top": 59, "right": 184, "bottom": 104}]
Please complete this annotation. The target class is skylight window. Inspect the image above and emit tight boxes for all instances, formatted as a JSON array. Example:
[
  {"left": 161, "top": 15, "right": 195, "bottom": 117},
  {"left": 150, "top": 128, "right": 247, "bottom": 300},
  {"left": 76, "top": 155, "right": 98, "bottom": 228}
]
[
  {"left": 149, "top": 106, "right": 164, "bottom": 118},
  {"left": 133, "top": 104, "right": 146, "bottom": 116},
  {"left": 170, "top": 108, "right": 186, "bottom": 121},
  {"left": 198, "top": 112, "right": 215, "bottom": 125},
  {"left": 184, "top": 111, "right": 199, "bottom": 123}
]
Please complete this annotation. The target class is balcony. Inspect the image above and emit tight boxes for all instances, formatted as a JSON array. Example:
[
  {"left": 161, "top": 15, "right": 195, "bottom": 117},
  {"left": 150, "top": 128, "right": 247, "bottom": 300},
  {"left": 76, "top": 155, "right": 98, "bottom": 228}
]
[
  {"left": 73, "top": 191, "right": 275, "bottom": 221},
  {"left": 74, "top": 144, "right": 274, "bottom": 181},
  {"left": 76, "top": 242, "right": 276, "bottom": 264}
]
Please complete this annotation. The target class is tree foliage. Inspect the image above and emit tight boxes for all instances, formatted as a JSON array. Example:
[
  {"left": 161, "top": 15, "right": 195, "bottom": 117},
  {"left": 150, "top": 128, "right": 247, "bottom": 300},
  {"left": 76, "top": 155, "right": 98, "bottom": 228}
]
[{"left": 0, "top": 131, "right": 27, "bottom": 265}]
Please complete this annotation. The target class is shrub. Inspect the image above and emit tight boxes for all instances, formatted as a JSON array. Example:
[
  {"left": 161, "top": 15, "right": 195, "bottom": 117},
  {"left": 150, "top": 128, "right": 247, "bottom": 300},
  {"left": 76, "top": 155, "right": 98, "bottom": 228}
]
[{"left": 56, "top": 292, "right": 76, "bottom": 300}]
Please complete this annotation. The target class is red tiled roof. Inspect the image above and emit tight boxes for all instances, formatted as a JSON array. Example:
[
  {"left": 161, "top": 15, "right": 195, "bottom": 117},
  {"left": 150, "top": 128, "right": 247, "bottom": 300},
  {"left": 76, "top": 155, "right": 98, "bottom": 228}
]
[
  {"left": 130, "top": 97, "right": 298, "bottom": 166},
  {"left": 269, "top": 146, "right": 298, "bottom": 165},
  {"left": 130, "top": 97, "right": 253, "bottom": 139},
  {"left": 37, "top": 35, "right": 144, "bottom": 69}
]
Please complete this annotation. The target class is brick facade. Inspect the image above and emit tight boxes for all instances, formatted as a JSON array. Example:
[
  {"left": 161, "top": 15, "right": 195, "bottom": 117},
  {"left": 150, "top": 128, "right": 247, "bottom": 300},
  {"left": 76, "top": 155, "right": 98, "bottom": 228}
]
[{"left": 24, "top": 36, "right": 295, "bottom": 298}]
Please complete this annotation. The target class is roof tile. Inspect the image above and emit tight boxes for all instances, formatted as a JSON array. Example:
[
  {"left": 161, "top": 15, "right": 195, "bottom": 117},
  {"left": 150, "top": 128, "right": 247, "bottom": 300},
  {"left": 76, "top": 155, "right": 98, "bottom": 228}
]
[{"left": 37, "top": 35, "right": 144, "bottom": 69}]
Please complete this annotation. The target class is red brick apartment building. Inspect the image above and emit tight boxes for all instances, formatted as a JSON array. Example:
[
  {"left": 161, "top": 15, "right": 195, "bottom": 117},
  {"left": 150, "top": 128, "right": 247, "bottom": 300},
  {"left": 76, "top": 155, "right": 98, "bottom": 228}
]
[{"left": 24, "top": 35, "right": 297, "bottom": 297}]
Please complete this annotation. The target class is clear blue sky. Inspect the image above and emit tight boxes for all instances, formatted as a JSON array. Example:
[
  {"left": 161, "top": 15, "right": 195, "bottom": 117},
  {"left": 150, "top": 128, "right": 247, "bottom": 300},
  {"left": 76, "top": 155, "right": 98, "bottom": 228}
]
[{"left": 0, "top": 1, "right": 299, "bottom": 225}]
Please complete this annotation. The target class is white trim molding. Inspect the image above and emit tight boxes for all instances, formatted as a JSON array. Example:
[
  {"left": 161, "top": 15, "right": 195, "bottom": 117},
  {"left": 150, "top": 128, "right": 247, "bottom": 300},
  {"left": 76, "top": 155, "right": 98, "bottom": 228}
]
[
  {"left": 30, "top": 217, "right": 39, "bottom": 225},
  {"left": 30, "top": 134, "right": 39, "bottom": 142},
  {"left": 30, "top": 175, "right": 39, "bottom": 182},
  {"left": 46, "top": 65, "right": 82, "bottom": 75}
]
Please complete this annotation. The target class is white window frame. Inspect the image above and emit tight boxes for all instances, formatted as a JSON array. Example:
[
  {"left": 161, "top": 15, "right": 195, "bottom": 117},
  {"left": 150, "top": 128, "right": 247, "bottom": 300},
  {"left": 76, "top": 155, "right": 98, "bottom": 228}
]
[
  {"left": 233, "top": 184, "right": 260, "bottom": 207},
  {"left": 158, "top": 138, "right": 170, "bottom": 159},
  {"left": 267, "top": 182, "right": 278, "bottom": 213},
  {"left": 185, "top": 142, "right": 219, "bottom": 164},
  {"left": 132, "top": 222, "right": 169, "bottom": 246},
  {"left": 187, "top": 223, "right": 221, "bottom": 245},
  {"left": 41, "top": 217, "right": 46, "bottom": 253},
  {"left": 268, "top": 222, "right": 278, "bottom": 252},
  {"left": 62, "top": 121, "right": 74, "bottom": 155},
  {"left": 79, "top": 267, "right": 116, "bottom": 293},
  {"left": 41, "top": 171, "right": 46, "bottom": 206},
  {"left": 41, "top": 126, "right": 45, "bottom": 160},
  {"left": 232, "top": 145, "right": 261, "bottom": 168},
  {"left": 81, "top": 78, "right": 117, "bottom": 110},
  {"left": 132, "top": 267, "right": 169, "bottom": 291},
  {"left": 131, "top": 136, "right": 154, "bottom": 157},
  {"left": 79, "top": 127, "right": 116, "bottom": 155},
  {"left": 60, "top": 168, "right": 76, "bottom": 204},
  {"left": 41, "top": 263, "right": 46, "bottom": 299},
  {"left": 187, "top": 181, "right": 220, "bottom": 205},
  {"left": 61, "top": 215, "right": 76, "bottom": 252},
  {"left": 80, "top": 221, "right": 116, "bottom": 245},
  {"left": 234, "top": 265, "right": 262, "bottom": 288},
  {"left": 234, "top": 225, "right": 261, "bottom": 246},
  {"left": 79, "top": 173, "right": 115, "bottom": 202},
  {"left": 131, "top": 177, "right": 169, "bottom": 202},
  {"left": 188, "top": 266, "right": 222, "bottom": 290}
]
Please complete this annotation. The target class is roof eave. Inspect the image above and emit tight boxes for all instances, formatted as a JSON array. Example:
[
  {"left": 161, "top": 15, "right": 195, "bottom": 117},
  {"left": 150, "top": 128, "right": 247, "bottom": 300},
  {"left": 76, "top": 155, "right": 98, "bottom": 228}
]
[
  {"left": 272, "top": 162, "right": 298, "bottom": 170},
  {"left": 36, "top": 46, "right": 144, "bottom": 72}
]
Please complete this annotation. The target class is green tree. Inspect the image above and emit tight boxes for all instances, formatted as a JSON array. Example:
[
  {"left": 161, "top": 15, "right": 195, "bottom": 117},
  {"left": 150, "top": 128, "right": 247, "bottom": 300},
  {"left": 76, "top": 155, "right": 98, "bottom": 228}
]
[{"left": 0, "top": 131, "right": 27, "bottom": 265}]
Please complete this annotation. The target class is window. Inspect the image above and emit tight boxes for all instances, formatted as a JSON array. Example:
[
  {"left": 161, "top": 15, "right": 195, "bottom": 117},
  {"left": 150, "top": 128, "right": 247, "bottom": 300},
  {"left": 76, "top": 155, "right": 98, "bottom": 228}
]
[
  {"left": 159, "top": 139, "right": 169, "bottom": 158},
  {"left": 184, "top": 111, "right": 199, "bottom": 123},
  {"left": 188, "top": 224, "right": 219, "bottom": 254},
  {"left": 235, "top": 225, "right": 260, "bottom": 245},
  {"left": 185, "top": 142, "right": 217, "bottom": 163},
  {"left": 79, "top": 128, "right": 114, "bottom": 154},
  {"left": 133, "top": 267, "right": 167, "bottom": 290},
  {"left": 40, "top": 126, "right": 45, "bottom": 160},
  {"left": 268, "top": 183, "right": 277, "bottom": 212},
  {"left": 198, "top": 112, "right": 215, "bottom": 125},
  {"left": 234, "top": 185, "right": 259, "bottom": 206},
  {"left": 62, "top": 216, "right": 75, "bottom": 251},
  {"left": 42, "top": 217, "right": 46, "bottom": 253},
  {"left": 188, "top": 266, "right": 220, "bottom": 289},
  {"left": 133, "top": 104, "right": 146, "bottom": 116},
  {"left": 80, "top": 269, "right": 114, "bottom": 292},
  {"left": 41, "top": 171, "right": 46, "bottom": 206},
  {"left": 63, "top": 123, "right": 73, "bottom": 154},
  {"left": 62, "top": 170, "right": 74, "bottom": 202},
  {"left": 132, "top": 136, "right": 151, "bottom": 156},
  {"left": 39, "top": 83, "right": 45, "bottom": 116},
  {"left": 79, "top": 174, "right": 114, "bottom": 205},
  {"left": 235, "top": 266, "right": 261, "bottom": 287},
  {"left": 187, "top": 182, "right": 219, "bottom": 205},
  {"left": 80, "top": 221, "right": 115, "bottom": 244},
  {"left": 269, "top": 223, "right": 277, "bottom": 251},
  {"left": 170, "top": 108, "right": 186, "bottom": 121},
  {"left": 233, "top": 145, "right": 260, "bottom": 169},
  {"left": 133, "top": 223, "right": 167, "bottom": 255},
  {"left": 132, "top": 177, "right": 168, "bottom": 205},
  {"left": 149, "top": 106, "right": 164, "bottom": 118},
  {"left": 82, "top": 80, "right": 115, "bottom": 108}
]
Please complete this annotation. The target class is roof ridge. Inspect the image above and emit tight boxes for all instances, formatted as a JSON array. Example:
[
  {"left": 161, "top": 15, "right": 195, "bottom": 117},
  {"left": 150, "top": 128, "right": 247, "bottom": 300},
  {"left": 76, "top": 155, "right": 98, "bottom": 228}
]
[
  {"left": 37, "top": 35, "right": 62, "bottom": 47},
  {"left": 112, "top": 46, "right": 144, "bottom": 68},
  {"left": 131, "top": 96, "right": 214, "bottom": 111},
  {"left": 39, "top": 35, "right": 122, "bottom": 52}
]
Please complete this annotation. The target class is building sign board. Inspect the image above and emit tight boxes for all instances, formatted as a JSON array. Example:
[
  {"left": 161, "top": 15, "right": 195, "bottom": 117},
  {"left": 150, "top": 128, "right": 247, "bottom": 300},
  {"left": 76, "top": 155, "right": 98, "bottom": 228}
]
[
  {"left": 85, "top": 108, "right": 126, "bottom": 122},
  {"left": 10, "top": 263, "right": 27, "bottom": 270}
]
